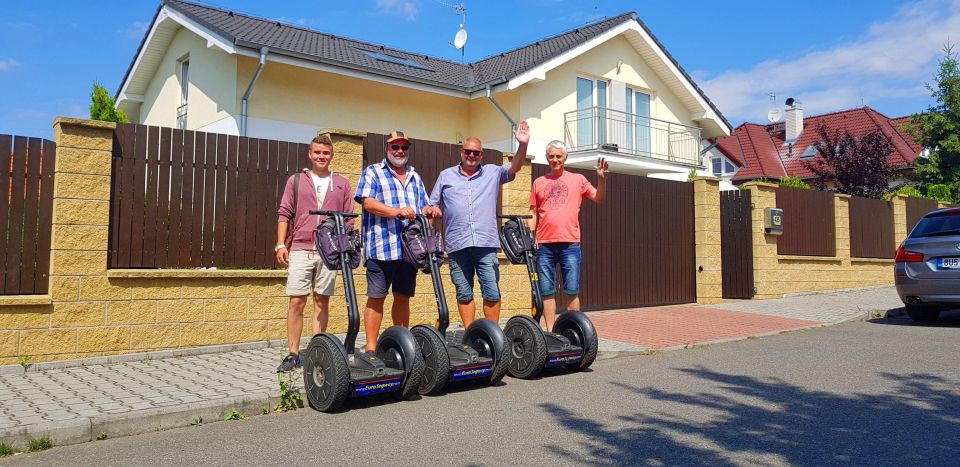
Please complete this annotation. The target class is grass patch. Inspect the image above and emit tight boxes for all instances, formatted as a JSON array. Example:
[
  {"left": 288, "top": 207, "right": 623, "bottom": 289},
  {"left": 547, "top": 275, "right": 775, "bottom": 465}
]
[
  {"left": 27, "top": 435, "right": 52, "bottom": 452},
  {"left": 0, "top": 443, "right": 17, "bottom": 456},
  {"left": 223, "top": 408, "right": 246, "bottom": 421}
]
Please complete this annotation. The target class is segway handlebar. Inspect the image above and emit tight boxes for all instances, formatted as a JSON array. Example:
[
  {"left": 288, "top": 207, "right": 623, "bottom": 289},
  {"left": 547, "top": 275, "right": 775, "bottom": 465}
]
[{"left": 309, "top": 210, "right": 359, "bottom": 218}]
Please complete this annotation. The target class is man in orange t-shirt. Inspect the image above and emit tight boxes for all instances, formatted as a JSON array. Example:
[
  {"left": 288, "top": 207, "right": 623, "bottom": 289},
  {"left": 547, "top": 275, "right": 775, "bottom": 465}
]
[{"left": 528, "top": 140, "right": 608, "bottom": 331}]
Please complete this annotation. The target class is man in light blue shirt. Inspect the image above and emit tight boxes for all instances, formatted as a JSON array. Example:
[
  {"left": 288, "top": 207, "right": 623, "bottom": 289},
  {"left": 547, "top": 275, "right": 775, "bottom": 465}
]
[{"left": 429, "top": 121, "right": 529, "bottom": 327}]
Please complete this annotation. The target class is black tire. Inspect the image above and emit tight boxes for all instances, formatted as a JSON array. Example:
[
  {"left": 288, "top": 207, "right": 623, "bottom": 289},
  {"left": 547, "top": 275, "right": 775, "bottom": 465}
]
[
  {"left": 503, "top": 316, "right": 547, "bottom": 379},
  {"left": 411, "top": 325, "right": 450, "bottom": 395},
  {"left": 463, "top": 318, "right": 509, "bottom": 386},
  {"left": 378, "top": 326, "right": 425, "bottom": 400},
  {"left": 303, "top": 334, "right": 351, "bottom": 413},
  {"left": 553, "top": 312, "right": 599, "bottom": 372},
  {"left": 906, "top": 305, "right": 940, "bottom": 322}
]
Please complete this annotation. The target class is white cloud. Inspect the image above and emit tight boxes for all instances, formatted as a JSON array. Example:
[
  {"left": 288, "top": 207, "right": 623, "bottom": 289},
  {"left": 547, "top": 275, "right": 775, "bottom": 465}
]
[
  {"left": 118, "top": 21, "right": 148, "bottom": 40},
  {"left": 0, "top": 59, "right": 17, "bottom": 71},
  {"left": 375, "top": 0, "right": 419, "bottom": 21},
  {"left": 701, "top": 0, "right": 960, "bottom": 124}
]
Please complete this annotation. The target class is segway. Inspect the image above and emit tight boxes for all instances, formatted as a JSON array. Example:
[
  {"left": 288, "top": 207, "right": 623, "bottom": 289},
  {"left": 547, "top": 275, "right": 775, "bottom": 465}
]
[
  {"left": 301, "top": 210, "right": 424, "bottom": 412},
  {"left": 402, "top": 215, "right": 509, "bottom": 395},
  {"left": 497, "top": 215, "right": 598, "bottom": 379}
]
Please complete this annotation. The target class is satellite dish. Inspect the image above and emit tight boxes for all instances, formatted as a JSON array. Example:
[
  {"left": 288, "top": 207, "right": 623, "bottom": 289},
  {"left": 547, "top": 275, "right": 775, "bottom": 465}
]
[
  {"left": 453, "top": 25, "right": 467, "bottom": 49},
  {"left": 767, "top": 108, "right": 782, "bottom": 123},
  {"left": 785, "top": 97, "right": 795, "bottom": 107}
]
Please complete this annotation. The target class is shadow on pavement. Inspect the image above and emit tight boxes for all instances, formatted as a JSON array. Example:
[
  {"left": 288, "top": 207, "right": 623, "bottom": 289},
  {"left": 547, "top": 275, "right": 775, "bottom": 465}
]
[
  {"left": 538, "top": 367, "right": 960, "bottom": 465},
  {"left": 869, "top": 308, "right": 960, "bottom": 328}
]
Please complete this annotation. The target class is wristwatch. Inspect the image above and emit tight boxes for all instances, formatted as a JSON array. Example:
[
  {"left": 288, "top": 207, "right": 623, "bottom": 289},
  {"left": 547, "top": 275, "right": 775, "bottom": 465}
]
[{"left": 274, "top": 244, "right": 287, "bottom": 252}]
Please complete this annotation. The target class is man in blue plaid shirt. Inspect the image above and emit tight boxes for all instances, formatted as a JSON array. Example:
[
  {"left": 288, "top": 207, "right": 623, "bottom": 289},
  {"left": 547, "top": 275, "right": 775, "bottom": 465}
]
[{"left": 354, "top": 131, "right": 441, "bottom": 352}]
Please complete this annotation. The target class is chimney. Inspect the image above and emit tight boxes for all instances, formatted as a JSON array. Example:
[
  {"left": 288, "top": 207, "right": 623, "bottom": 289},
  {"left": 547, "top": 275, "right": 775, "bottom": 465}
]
[{"left": 784, "top": 98, "right": 803, "bottom": 143}]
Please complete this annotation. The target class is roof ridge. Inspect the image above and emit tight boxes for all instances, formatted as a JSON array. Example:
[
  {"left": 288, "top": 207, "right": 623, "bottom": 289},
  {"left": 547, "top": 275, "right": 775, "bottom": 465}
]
[{"left": 470, "top": 12, "right": 635, "bottom": 64}]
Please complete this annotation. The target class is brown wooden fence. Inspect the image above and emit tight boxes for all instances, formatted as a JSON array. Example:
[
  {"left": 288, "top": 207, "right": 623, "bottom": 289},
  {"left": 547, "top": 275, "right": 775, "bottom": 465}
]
[
  {"left": 848, "top": 196, "right": 894, "bottom": 258},
  {"left": 2, "top": 134, "right": 55, "bottom": 294},
  {"left": 109, "top": 124, "right": 308, "bottom": 269},
  {"left": 775, "top": 187, "right": 836, "bottom": 256},
  {"left": 720, "top": 189, "right": 754, "bottom": 299},
  {"left": 362, "top": 133, "right": 503, "bottom": 195},
  {"left": 905, "top": 197, "right": 940, "bottom": 235},
  {"left": 532, "top": 165, "right": 696, "bottom": 310}
]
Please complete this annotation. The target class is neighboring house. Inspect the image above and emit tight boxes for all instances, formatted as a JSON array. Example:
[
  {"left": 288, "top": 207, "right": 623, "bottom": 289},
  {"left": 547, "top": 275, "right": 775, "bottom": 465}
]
[
  {"left": 713, "top": 104, "right": 921, "bottom": 187},
  {"left": 116, "top": 0, "right": 731, "bottom": 180}
]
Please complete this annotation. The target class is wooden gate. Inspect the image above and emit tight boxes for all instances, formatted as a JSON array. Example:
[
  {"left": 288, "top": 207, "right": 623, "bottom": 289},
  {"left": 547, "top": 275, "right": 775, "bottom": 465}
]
[
  {"left": 532, "top": 165, "right": 696, "bottom": 310},
  {"left": 720, "top": 189, "right": 753, "bottom": 299}
]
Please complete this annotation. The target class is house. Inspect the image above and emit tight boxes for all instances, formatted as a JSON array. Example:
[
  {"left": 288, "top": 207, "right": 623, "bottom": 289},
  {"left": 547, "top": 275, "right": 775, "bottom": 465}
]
[
  {"left": 711, "top": 103, "right": 921, "bottom": 187},
  {"left": 116, "top": 0, "right": 731, "bottom": 179}
]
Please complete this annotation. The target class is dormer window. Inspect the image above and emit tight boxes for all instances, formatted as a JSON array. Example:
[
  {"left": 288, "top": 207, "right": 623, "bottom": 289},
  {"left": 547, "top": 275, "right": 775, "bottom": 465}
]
[{"left": 800, "top": 145, "right": 818, "bottom": 158}]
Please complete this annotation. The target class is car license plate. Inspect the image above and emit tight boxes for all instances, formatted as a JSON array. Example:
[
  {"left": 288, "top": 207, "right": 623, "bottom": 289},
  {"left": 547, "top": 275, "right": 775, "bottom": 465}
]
[{"left": 939, "top": 257, "right": 960, "bottom": 269}]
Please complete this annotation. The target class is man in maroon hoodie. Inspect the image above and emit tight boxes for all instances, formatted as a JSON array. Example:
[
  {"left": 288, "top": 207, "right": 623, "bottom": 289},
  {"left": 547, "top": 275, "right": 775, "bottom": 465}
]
[{"left": 274, "top": 133, "right": 355, "bottom": 372}]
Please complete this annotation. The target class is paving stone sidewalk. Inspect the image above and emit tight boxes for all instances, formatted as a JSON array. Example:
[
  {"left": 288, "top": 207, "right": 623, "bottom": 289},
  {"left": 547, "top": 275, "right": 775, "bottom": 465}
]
[{"left": 0, "top": 286, "right": 903, "bottom": 450}]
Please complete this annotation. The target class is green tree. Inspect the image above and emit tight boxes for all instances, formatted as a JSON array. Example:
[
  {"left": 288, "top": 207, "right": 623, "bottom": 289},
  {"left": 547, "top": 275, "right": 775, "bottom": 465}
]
[
  {"left": 909, "top": 44, "right": 960, "bottom": 199},
  {"left": 89, "top": 82, "right": 129, "bottom": 124},
  {"left": 801, "top": 125, "right": 897, "bottom": 199}
]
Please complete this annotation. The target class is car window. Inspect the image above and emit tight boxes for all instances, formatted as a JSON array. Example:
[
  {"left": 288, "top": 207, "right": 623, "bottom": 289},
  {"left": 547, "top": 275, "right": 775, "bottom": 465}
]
[{"left": 912, "top": 212, "right": 960, "bottom": 237}]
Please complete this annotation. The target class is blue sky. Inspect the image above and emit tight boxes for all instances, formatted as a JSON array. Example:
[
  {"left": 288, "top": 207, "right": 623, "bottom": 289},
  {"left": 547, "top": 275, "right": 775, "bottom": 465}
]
[{"left": 1, "top": 0, "right": 957, "bottom": 139}]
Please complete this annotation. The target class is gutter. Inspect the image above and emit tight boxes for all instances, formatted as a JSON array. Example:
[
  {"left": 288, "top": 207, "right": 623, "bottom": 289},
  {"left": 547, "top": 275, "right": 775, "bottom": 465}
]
[
  {"left": 485, "top": 85, "right": 517, "bottom": 151},
  {"left": 241, "top": 47, "right": 269, "bottom": 136}
]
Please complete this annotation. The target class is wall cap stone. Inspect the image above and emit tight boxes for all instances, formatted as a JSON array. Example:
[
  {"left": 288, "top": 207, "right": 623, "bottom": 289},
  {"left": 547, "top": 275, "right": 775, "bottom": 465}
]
[
  {"left": 0, "top": 295, "right": 52, "bottom": 306},
  {"left": 741, "top": 181, "right": 779, "bottom": 189},
  {"left": 835, "top": 193, "right": 852, "bottom": 199},
  {"left": 107, "top": 269, "right": 287, "bottom": 279},
  {"left": 317, "top": 128, "right": 367, "bottom": 139},
  {"left": 851, "top": 257, "right": 896, "bottom": 264},
  {"left": 777, "top": 255, "right": 843, "bottom": 263},
  {"left": 691, "top": 176, "right": 721, "bottom": 182},
  {"left": 53, "top": 117, "right": 117, "bottom": 130}
]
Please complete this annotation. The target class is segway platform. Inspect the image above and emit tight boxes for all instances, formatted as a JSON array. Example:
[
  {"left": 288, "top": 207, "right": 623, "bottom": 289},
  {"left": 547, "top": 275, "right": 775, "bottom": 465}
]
[
  {"left": 444, "top": 330, "right": 494, "bottom": 381},
  {"left": 346, "top": 350, "right": 405, "bottom": 396},
  {"left": 543, "top": 332, "right": 583, "bottom": 367}
]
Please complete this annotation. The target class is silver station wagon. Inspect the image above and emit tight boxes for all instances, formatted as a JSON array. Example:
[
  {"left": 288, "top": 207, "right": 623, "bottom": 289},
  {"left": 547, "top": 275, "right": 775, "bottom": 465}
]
[{"left": 895, "top": 207, "right": 960, "bottom": 321}]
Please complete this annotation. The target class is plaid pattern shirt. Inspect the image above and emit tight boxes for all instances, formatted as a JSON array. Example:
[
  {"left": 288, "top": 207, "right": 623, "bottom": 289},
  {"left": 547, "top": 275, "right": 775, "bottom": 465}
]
[{"left": 354, "top": 160, "right": 430, "bottom": 260}]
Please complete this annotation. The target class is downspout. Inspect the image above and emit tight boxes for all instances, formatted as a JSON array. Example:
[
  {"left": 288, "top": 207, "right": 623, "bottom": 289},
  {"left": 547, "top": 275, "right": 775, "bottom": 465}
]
[
  {"left": 485, "top": 85, "right": 517, "bottom": 151},
  {"left": 241, "top": 47, "right": 269, "bottom": 136}
]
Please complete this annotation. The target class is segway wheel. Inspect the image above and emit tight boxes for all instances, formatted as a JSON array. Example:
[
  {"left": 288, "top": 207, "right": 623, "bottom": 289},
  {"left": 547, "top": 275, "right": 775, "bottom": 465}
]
[
  {"left": 553, "top": 312, "right": 599, "bottom": 372},
  {"left": 378, "top": 326, "right": 425, "bottom": 400},
  {"left": 503, "top": 316, "right": 547, "bottom": 379},
  {"left": 463, "top": 318, "right": 509, "bottom": 386},
  {"left": 411, "top": 325, "right": 450, "bottom": 396},
  {"left": 303, "top": 334, "right": 351, "bottom": 412}
]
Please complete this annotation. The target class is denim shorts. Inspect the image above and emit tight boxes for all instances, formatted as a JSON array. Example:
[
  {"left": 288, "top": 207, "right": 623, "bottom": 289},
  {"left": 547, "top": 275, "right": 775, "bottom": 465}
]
[
  {"left": 448, "top": 247, "right": 501, "bottom": 303},
  {"left": 365, "top": 259, "right": 417, "bottom": 298},
  {"left": 536, "top": 242, "right": 581, "bottom": 296}
]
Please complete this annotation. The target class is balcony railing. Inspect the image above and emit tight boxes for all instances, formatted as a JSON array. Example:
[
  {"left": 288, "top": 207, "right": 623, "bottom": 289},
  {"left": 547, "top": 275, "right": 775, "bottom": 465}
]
[
  {"left": 564, "top": 107, "right": 702, "bottom": 166},
  {"left": 176, "top": 104, "right": 188, "bottom": 130}
]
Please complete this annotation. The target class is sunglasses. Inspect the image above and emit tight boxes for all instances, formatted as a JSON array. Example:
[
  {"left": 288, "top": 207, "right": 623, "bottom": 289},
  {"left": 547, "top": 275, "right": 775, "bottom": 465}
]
[
  {"left": 462, "top": 149, "right": 482, "bottom": 156},
  {"left": 389, "top": 144, "right": 410, "bottom": 151}
]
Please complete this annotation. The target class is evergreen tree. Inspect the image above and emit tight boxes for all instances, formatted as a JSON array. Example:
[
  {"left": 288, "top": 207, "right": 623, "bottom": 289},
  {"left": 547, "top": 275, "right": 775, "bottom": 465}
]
[
  {"left": 908, "top": 44, "right": 960, "bottom": 201},
  {"left": 89, "top": 81, "right": 129, "bottom": 124}
]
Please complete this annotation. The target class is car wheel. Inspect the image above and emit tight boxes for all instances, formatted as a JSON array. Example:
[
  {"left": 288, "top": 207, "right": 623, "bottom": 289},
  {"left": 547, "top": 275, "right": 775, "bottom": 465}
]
[{"left": 906, "top": 305, "right": 940, "bottom": 322}]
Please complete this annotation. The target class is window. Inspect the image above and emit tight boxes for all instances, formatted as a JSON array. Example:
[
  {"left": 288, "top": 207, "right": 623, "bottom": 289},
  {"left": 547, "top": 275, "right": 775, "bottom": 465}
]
[
  {"left": 625, "top": 87, "right": 651, "bottom": 154},
  {"left": 177, "top": 57, "right": 189, "bottom": 130},
  {"left": 353, "top": 47, "right": 431, "bottom": 70},
  {"left": 711, "top": 156, "right": 736, "bottom": 175},
  {"left": 800, "top": 145, "right": 817, "bottom": 158},
  {"left": 576, "top": 77, "right": 609, "bottom": 149}
]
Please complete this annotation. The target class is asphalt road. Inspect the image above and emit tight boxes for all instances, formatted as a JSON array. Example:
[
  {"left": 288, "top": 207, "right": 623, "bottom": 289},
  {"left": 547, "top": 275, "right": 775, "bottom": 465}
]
[{"left": 5, "top": 310, "right": 960, "bottom": 466}]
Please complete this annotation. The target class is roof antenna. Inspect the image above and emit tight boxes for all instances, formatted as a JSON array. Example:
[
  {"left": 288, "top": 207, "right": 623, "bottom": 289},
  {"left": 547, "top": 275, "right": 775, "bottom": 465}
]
[
  {"left": 766, "top": 92, "right": 782, "bottom": 123},
  {"left": 437, "top": 1, "right": 467, "bottom": 63}
]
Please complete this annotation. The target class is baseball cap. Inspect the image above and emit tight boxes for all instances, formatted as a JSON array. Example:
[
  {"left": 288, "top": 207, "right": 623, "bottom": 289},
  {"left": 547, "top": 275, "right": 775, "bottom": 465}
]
[{"left": 386, "top": 131, "right": 410, "bottom": 144}]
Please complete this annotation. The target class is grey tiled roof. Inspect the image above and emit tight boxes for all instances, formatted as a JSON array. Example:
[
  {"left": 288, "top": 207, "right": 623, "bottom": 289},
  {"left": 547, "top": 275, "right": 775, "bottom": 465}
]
[{"left": 151, "top": 1, "right": 728, "bottom": 129}]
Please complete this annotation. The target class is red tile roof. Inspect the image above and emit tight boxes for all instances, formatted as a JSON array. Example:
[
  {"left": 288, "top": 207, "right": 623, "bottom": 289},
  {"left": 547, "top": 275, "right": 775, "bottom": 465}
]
[{"left": 713, "top": 106, "right": 922, "bottom": 183}]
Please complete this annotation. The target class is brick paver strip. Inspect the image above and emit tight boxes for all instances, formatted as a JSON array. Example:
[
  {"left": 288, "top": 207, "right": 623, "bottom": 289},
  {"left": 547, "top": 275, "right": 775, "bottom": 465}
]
[{"left": 590, "top": 306, "right": 818, "bottom": 349}]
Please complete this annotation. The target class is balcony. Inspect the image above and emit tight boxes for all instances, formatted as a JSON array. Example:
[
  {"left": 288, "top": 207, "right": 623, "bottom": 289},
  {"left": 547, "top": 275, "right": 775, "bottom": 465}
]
[
  {"left": 176, "top": 104, "right": 188, "bottom": 130},
  {"left": 564, "top": 107, "right": 702, "bottom": 167}
]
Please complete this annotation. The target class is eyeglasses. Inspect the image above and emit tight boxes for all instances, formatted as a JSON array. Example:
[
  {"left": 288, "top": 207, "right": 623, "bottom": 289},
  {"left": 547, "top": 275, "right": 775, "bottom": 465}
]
[
  {"left": 389, "top": 144, "right": 410, "bottom": 151},
  {"left": 462, "top": 149, "right": 482, "bottom": 156}
]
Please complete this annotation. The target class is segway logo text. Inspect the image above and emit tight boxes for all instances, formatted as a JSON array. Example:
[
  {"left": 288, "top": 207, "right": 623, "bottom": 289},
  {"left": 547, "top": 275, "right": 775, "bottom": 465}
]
[
  {"left": 451, "top": 365, "right": 493, "bottom": 381},
  {"left": 353, "top": 378, "right": 402, "bottom": 396},
  {"left": 546, "top": 352, "right": 583, "bottom": 367}
]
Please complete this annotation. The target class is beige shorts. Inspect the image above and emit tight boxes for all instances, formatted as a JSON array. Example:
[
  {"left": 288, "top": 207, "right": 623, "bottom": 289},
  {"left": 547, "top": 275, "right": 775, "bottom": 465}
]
[{"left": 286, "top": 250, "right": 337, "bottom": 296}]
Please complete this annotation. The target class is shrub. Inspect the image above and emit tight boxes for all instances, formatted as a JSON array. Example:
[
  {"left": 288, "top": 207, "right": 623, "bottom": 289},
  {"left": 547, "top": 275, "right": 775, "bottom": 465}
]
[
  {"left": 886, "top": 185, "right": 925, "bottom": 199},
  {"left": 927, "top": 183, "right": 953, "bottom": 202},
  {"left": 778, "top": 176, "right": 811, "bottom": 189}
]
